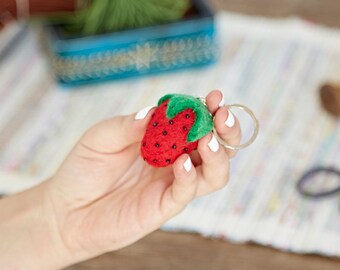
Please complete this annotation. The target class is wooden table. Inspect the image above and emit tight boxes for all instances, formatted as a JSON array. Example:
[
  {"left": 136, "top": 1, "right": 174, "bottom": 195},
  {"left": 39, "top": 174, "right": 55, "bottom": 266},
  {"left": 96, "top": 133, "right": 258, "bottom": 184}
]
[
  {"left": 67, "top": 231, "right": 340, "bottom": 270},
  {"left": 67, "top": 1, "right": 340, "bottom": 269}
]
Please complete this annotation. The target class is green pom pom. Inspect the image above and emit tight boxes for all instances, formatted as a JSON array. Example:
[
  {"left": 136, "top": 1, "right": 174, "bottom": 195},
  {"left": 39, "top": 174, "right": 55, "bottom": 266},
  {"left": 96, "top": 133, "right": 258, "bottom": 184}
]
[{"left": 158, "top": 93, "right": 214, "bottom": 142}]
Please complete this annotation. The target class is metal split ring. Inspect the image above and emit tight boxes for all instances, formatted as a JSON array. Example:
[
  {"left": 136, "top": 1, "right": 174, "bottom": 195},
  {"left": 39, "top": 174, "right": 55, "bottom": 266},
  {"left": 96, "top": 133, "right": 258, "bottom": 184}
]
[{"left": 198, "top": 97, "right": 259, "bottom": 150}]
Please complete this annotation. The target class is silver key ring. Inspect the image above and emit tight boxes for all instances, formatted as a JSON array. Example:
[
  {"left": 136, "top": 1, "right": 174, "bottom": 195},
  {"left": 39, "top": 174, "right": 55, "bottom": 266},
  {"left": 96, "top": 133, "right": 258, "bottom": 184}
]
[{"left": 198, "top": 97, "right": 260, "bottom": 150}]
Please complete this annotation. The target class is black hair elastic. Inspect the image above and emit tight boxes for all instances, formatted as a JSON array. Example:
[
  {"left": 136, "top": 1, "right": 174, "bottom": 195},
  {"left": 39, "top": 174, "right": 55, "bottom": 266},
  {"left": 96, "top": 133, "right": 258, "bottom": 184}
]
[{"left": 296, "top": 167, "right": 340, "bottom": 198}]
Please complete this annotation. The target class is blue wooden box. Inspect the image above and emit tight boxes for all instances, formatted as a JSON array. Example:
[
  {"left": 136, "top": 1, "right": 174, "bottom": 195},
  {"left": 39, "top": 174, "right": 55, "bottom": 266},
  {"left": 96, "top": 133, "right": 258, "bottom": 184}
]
[{"left": 43, "top": 0, "right": 217, "bottom": 86}]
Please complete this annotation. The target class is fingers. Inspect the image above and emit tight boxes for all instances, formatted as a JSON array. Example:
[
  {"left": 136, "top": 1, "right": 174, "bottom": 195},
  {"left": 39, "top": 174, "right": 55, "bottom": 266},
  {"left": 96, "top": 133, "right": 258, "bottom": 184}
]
[
  {"left": 214, "top": 107, "right": 241, "bottom": 157},
  {"left": 160, "top": 132, "right": 231, "bottom": 217},
  {"left": 78, "top": 106, "right": 155, "bottom": 154},
  {"left": 206, "top": 89, "right": 224, "bottom": 114},
  {"left": 160, "top": 130, "right": 231, "bottom": 216},
  {"left": 160, "top": 155, "right": 198, "bottom": 217},
  {"left": 196, "top": 133, "right": 230, "bottom": 196},
  {"left": 206, "top": 89, "right": 241, "bottom": 158}
]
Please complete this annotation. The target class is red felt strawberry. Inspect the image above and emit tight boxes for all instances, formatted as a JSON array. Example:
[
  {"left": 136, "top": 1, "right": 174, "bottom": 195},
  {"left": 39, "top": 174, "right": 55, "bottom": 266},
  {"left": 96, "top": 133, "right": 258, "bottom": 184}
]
[{"left": 141, "top": 93, "right": 213, "bottom": 167}]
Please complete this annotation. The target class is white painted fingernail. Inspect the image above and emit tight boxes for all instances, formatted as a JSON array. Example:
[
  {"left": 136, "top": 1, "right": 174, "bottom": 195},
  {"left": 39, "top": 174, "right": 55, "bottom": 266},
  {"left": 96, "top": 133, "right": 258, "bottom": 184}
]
[
  {"left": 225, "top": 110, "right": 235, "bottom": 127},
  {"left": 135, "top": 106, "right": 153, "bottom": 120},
  {"left": 208, "top": 135, "right": 219, "bottom": 152},
  {"left": 218, "top": 93, "right": 225, "bottom": 107},
  {"left": 183, "top": 156, "right": 192, "bottom": 172}
]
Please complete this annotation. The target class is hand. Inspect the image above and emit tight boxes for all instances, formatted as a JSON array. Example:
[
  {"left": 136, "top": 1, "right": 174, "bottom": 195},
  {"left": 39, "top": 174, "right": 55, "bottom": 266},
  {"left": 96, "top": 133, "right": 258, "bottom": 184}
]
[{"left": 0, "top": 90, "right": 241, "bottom": 269}]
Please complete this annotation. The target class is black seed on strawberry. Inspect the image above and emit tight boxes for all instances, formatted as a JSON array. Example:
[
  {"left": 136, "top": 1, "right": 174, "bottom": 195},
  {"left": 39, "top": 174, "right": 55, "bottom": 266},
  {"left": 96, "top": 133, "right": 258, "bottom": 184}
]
[
  {"left": 169, "top": 120, "right": 174, "bottom": 125},
  {"left": 153, "top": 122, "right": 158, "bottom": 126},
  {"left": 166, "top": 159, "right": 171, "bottom": 163},
  {"left": 183, "top": 126, "right": 187, "bottom": 131},
  {"left": 185, "top": 114, "right": 190, "bottom": 118},
  {"left": 172, "top": 144, "right": 177, "bottom": 149},
  {"left": 184, "top": 147, "right": 189, "bottom": 152},
  {"left": 153, "top": 159, "right": 157, "bottom": 163},
  {"left": 163, "top": 131, "right": 167, "bottom": 136},
  {"left": 142, "top": 142, "right": 146, "bottom": 146},
  {"left": 155, "top": 143, "right": 160, "bottom": 147}
]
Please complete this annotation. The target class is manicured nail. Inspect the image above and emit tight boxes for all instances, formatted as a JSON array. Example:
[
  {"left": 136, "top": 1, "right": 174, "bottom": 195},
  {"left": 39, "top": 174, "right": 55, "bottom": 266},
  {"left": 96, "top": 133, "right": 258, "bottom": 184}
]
[
  {"left": 208, "top": 135, "right": 219, "bottom": 152},
  {"left": 225, "top": 110, "right": 235, "bottom": 127},
  {"left": 218, "top": 93, "right": 225, "bottom": 107},
  {"left": 135, "top": 106, "right": 153, "bottom": 120},
  {"left": 183, "top": 156, "right": 192, "bottom": 172}
]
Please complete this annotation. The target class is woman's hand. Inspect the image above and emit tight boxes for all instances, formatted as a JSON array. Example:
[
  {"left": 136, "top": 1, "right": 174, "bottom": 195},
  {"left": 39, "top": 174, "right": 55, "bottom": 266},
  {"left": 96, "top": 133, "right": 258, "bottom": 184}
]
[{"left": 0, "top": 90, "right": 241, "bottom": 269}]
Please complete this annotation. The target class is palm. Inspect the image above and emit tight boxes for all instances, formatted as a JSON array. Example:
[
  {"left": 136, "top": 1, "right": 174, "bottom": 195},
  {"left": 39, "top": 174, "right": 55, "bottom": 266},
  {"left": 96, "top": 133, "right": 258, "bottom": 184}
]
[{"left": 52, "top": 142, "right": 179, "bottom": 254}]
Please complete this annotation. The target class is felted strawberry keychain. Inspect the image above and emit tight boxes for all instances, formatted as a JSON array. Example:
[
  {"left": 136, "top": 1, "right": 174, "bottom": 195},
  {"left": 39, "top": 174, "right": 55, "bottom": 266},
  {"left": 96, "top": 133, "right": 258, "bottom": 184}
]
[{"left": 141, "top": 93, "right": 214, "bottom": 167}]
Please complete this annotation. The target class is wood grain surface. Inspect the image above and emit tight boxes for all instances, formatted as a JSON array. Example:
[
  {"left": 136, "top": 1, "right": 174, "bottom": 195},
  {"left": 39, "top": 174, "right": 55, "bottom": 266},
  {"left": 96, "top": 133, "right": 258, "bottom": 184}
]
[
  {"left": 67, "top": 1, "right": 340, "bottom": 269},
  {"left": 67, "top": 231, "right": 340, "bottom": 270}
]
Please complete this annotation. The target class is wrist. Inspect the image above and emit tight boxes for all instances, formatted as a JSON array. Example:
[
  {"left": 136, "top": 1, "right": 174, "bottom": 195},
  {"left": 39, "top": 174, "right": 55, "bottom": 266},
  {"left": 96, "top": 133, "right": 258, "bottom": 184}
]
[{"left": 0, "top": 181, "right": 74, "bottom": 269}]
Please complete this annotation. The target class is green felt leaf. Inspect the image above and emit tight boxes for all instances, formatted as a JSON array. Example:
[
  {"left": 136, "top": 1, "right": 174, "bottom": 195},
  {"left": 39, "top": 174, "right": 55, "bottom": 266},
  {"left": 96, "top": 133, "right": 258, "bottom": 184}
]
[{"left": 158, "top": 94, "right": 213, "bottom": 142}]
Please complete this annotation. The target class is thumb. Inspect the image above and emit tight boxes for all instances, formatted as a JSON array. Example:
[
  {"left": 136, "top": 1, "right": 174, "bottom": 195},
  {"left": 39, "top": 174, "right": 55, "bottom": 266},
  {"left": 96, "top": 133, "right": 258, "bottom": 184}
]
[{"left": 79, "top": 106, "right": 155, "bottom": 154}]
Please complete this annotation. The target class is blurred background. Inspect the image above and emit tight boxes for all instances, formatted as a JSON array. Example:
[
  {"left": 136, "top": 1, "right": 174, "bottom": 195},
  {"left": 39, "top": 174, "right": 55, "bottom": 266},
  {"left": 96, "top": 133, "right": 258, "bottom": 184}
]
[{"left": 0, "top": 0, "right": 339, "bottom": 269}]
